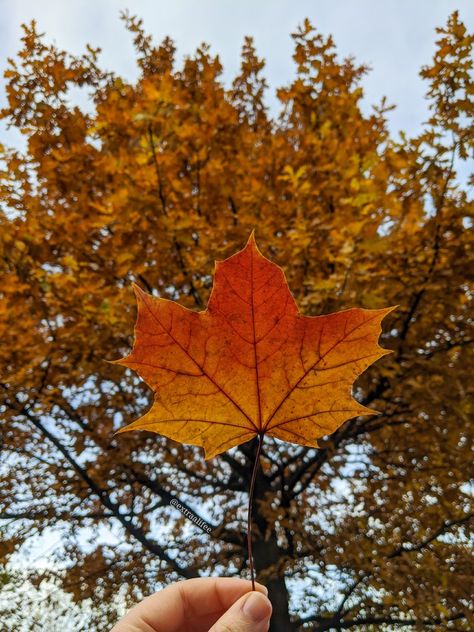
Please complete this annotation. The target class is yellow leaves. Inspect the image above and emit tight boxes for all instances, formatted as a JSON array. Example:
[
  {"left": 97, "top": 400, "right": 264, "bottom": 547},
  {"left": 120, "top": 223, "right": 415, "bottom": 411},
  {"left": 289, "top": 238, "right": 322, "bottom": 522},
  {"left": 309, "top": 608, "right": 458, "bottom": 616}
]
[
  {"left": 89, "top": 202, "right": 113, "bottom": 215},
  {"left": 115, "top": 252, "right": 134, "bottom": 276},
  {"left": 141, "top": 79, "right": 161, "bottom": 101},
  {"left": 305, "top": 278, "right": 337, "bottom": 292},
  {"left": 279, "top": 165, "right": 311, "bottom": 194},
  {"left": 343, "top": 220, "right": 366, "bottom": 237},
  {"left": 14, "top": 240, "right": 27, "bottom": 252},
  {"left": 287, "top": 226, "right": 312, "bottom": 250},
  {"left": 62, "top": 255, "right": 79, "bottom": 272}
]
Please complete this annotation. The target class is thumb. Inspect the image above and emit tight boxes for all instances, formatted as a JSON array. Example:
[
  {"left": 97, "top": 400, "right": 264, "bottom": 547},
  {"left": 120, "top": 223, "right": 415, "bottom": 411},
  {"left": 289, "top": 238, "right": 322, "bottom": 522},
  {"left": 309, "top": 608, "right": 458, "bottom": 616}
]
[{"left": 209, "top": 590, "right": 272, "bottom": 632}]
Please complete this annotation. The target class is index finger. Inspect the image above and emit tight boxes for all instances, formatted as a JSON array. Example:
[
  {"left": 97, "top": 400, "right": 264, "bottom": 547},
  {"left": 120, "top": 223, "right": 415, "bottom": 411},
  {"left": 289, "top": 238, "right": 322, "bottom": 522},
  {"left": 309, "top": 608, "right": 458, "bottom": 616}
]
[{"left": 111, "top": 577, "right": 268, "bottom": 632}]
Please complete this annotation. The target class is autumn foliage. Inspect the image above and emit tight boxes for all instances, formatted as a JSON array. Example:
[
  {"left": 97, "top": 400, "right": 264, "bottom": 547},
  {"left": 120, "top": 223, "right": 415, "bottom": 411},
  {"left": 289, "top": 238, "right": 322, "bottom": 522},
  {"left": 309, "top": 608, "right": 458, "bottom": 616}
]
[
  {"left": 1, "top": 10, "right": 473, "bottom": 631},
  {"left": 116, "top": 235, "right": 394, "bottom": 459}
]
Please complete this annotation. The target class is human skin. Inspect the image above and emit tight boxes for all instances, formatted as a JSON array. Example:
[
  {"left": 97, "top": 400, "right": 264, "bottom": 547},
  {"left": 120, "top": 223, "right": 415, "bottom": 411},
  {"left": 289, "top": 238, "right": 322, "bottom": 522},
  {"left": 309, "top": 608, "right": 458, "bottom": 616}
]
[{"left": 110, "top": 577, "right": 272, "bottom": 632}]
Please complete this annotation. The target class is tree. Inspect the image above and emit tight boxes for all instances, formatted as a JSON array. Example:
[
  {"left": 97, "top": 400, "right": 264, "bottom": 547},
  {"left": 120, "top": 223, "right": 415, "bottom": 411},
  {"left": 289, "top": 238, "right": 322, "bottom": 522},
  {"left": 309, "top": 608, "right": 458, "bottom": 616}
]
[
  {"left": 0, "top": 565, "right": 124, "bottom": 630},
  {"left": 1, "top": 11, "right": 472, "bottom": 631}
]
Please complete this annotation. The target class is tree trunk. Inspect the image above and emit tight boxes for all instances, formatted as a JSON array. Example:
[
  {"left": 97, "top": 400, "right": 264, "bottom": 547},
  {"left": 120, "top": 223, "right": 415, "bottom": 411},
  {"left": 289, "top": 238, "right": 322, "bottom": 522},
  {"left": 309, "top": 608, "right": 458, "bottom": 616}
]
[
  {"left": 249, "top": 438, "right": 298, "bottom": 632},
  {"left": 253, "top": 531, "right": 297, "bottom": 631}
]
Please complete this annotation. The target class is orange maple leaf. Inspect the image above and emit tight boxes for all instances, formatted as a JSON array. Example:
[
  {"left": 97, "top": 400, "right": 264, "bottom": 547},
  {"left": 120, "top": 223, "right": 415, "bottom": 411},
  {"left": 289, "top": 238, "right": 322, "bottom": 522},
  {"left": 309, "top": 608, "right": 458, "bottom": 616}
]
[{"left": 114, "top": 234, "right": 395, "bottom": 459}]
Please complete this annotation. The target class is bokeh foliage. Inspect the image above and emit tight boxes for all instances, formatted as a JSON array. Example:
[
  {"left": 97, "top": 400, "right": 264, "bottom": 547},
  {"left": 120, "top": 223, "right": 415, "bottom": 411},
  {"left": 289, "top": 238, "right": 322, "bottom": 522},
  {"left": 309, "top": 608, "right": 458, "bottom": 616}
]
[{"left": 0, "top": 11, "right": 472, "bottom": 631}]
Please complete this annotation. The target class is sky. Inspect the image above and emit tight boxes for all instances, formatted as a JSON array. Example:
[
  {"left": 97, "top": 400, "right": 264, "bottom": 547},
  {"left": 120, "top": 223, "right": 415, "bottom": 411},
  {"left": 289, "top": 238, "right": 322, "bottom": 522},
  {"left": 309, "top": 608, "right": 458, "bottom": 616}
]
[{"left": 1, "top": 0, "right": 474, "bottom": 149}]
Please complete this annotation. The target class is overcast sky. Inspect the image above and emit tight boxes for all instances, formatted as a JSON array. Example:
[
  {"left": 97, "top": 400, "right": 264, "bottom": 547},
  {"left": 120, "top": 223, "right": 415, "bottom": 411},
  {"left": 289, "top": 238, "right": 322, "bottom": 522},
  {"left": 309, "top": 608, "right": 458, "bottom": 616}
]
[{"left": 1, "top": 0, "right": 473, "bottom": 147}]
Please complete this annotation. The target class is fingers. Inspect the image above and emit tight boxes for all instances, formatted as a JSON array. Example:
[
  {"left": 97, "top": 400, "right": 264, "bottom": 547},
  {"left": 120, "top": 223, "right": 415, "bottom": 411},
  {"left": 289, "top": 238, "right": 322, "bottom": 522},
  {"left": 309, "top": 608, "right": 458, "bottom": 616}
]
[
  {"left": 208, "top": 590, "right": 272, "bottom": 632},
  {"left": 110, "top": 577, "right": 269, "bottom": 632}
]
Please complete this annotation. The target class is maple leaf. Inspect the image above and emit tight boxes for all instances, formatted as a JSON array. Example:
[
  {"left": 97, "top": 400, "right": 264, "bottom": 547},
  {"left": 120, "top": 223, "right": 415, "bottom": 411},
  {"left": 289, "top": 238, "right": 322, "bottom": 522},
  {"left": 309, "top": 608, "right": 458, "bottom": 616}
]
[{"left": 114, "top": 234, "right": 395, "bottom": 459}]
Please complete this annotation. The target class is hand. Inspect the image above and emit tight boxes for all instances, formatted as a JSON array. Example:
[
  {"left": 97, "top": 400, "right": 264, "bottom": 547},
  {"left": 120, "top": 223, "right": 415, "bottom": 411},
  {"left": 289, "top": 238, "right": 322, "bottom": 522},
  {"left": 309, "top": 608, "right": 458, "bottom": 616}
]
[{"left": 110, "top": 577, "right": 272, "bottom": 632}]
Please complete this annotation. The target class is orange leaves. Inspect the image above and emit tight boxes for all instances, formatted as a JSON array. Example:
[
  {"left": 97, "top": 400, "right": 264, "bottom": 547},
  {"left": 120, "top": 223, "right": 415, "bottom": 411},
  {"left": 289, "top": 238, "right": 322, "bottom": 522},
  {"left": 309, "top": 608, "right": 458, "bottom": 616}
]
[{"left": 114, "top": 234, "right": 394, "bottom": 458}]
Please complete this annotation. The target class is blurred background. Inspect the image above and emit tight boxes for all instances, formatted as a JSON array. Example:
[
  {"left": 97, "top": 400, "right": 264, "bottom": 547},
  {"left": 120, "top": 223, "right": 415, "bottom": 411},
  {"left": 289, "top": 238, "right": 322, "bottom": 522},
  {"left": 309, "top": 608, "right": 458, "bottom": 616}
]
[{"left": 0, "top": 1, "right": 473, "bottom": 630}]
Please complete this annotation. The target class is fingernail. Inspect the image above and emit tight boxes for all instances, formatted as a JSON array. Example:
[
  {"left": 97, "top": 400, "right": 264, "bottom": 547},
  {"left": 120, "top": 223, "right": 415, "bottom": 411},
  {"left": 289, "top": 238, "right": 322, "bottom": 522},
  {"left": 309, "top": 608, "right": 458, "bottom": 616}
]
[{"left": 242, "top": 592, "right": 272, "bottom": 623}]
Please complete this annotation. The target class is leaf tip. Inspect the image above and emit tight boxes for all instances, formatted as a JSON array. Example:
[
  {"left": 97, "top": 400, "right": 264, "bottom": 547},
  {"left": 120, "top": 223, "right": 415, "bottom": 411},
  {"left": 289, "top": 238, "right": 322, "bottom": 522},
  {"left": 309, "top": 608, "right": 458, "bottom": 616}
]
[
  {"left": 113, "top": 425, "right": 129, "bottom": 436},
  {"left": 246, "top": 229, "right": 263, "bottom": 253},
  {"left": 132, "top": 281, "right": 148, "bottom": 299},
  {"left": 202, "top": 443, "right": 225, "bottom": 460},
  {"left": 245, "top": 229, "right": 267, "bottom": 262},
  {"left": 368, "top": 407, "right": 381, "bottom": 416},
  {"left": 105, "top": 357, "right": 126, "bottom": 366},
  {"left": 247, "top": 228, "right": 257, "bottom": 244}
]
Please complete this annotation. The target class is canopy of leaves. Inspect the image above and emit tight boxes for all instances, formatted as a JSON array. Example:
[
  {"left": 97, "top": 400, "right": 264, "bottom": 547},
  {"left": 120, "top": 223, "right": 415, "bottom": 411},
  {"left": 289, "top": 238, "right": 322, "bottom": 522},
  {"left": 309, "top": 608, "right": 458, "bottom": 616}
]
[
  {"left": 0, "top": 11, "right": 472, "bottom": 632},
  {"left": 0, "top": 564, "right": 124, "bottom": 631}
]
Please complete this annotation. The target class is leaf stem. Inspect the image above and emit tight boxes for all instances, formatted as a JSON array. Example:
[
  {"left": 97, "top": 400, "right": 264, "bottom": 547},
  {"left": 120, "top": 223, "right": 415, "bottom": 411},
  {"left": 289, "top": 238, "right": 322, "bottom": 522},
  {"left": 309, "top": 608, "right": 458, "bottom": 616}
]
[{"left": 247, "top": 432, "right": 263, "bottom": 591}]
